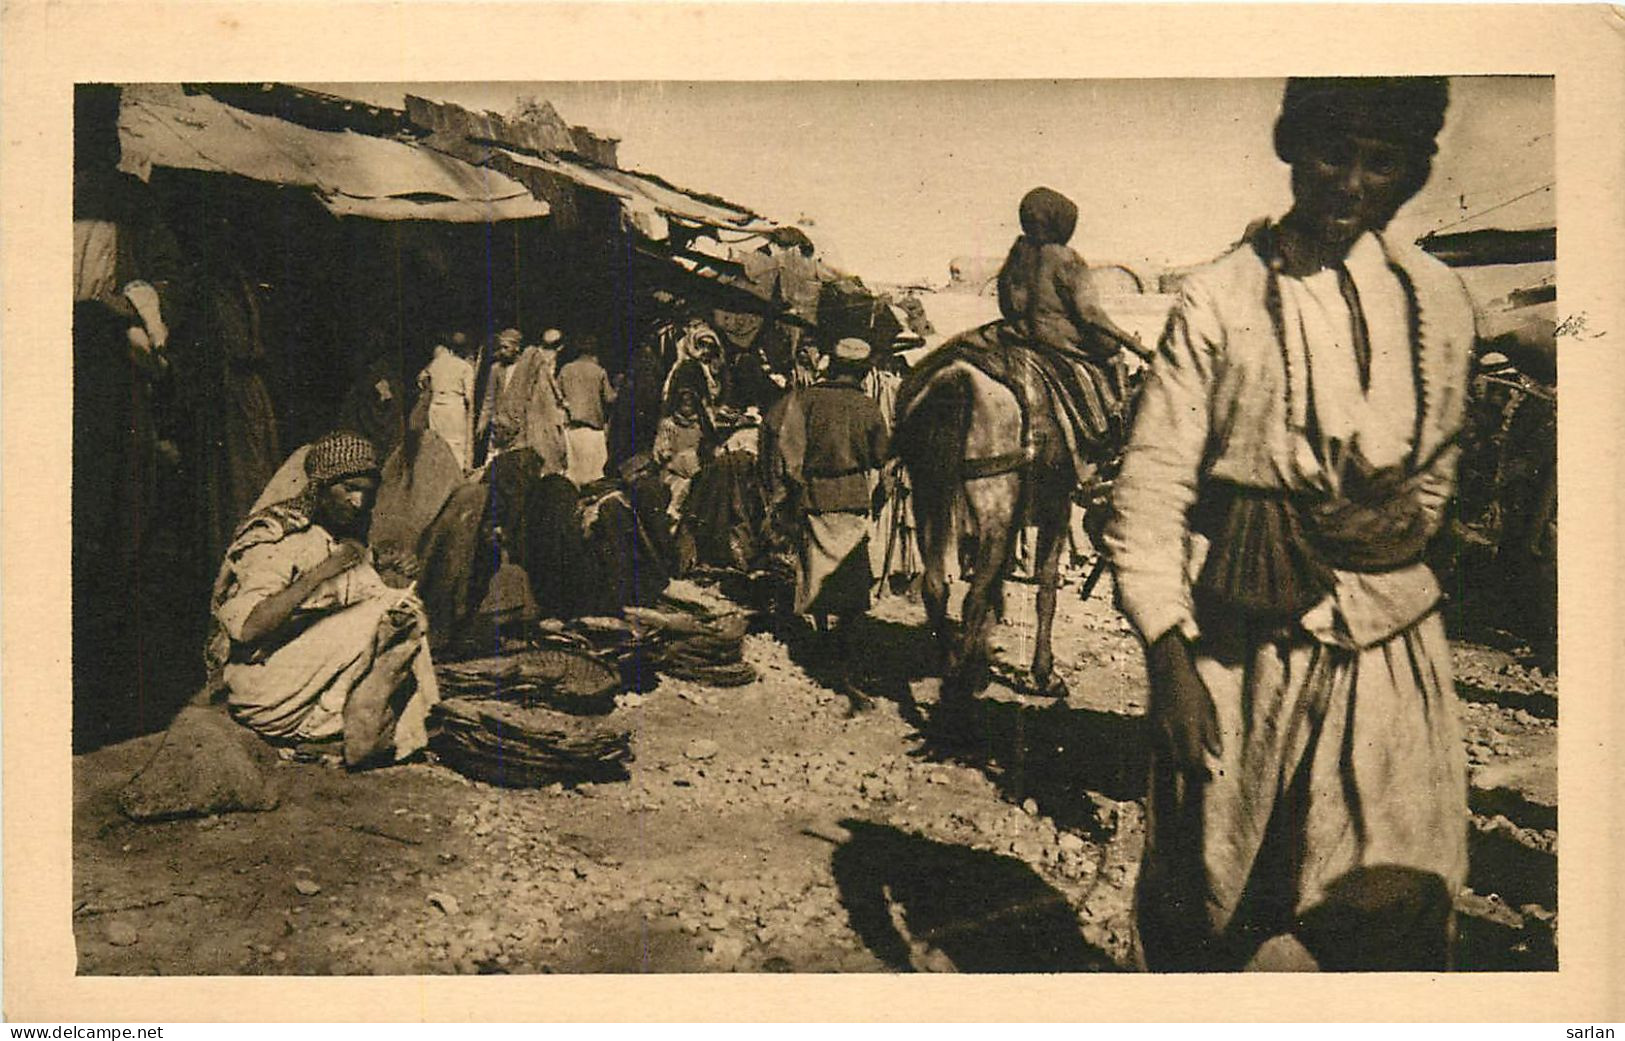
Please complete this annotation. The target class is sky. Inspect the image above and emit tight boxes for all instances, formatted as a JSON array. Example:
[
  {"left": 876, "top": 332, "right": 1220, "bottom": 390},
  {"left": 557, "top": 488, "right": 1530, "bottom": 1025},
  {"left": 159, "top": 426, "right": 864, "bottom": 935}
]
[{"left": 306, "top": 78, "right": 1553, "bottom": 286}]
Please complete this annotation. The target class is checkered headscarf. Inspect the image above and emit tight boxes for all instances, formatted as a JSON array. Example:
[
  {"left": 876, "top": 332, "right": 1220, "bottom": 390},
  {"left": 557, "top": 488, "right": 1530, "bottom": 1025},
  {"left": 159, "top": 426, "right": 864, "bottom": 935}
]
[{"left": 304, "top": 430, "right": 379, "bottom": 487}]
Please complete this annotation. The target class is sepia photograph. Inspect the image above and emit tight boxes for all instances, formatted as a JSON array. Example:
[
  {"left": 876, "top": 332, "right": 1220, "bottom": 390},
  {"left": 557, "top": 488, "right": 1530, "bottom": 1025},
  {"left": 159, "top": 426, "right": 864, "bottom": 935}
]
[{"left": 64, "top": 73, "right": 1560, "bottom": 977}]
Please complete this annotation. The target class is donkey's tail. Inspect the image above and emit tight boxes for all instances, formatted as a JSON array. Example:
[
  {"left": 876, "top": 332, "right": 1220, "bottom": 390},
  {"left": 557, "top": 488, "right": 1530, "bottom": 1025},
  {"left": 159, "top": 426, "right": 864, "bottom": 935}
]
[
  {"left": 893, "top": 362, "right": 973, "bottom": 550},
  {"left": 893, "top": 363, "right": 969, "bottom": 472}
]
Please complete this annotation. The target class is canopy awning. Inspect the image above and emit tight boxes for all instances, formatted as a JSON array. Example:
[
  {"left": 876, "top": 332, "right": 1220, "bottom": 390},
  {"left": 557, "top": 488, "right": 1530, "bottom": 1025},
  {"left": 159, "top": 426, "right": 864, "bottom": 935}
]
[
  {"left": 1418, "top": 227, "right": 1556, "bottom": 268},
  {"left": 630, "top": 240, "right": 816, "bottom": 322},
  {"left": 116, "top": 85, "right": 551, "bottom": 223},
  {"left": 493, "top": 146, "right": 774, "bottom": 241}
]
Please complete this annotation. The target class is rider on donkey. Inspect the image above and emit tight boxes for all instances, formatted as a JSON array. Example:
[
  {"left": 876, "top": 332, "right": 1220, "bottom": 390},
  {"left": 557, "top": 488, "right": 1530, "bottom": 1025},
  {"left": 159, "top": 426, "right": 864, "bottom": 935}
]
[
  {"left": 891, "top": 187, "right": 1152, "bottom": 707},
  {"left": 997, "top": 185, "right": 1152, "bottom": 459},
  {"left": 996, "top": 186, "right": 1153, "bottom": 577}
]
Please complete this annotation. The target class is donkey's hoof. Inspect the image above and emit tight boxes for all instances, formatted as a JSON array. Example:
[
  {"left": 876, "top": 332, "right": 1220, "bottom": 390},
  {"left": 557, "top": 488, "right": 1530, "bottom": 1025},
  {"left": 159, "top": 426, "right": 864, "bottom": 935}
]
[{"left": 1032, "top": 671, "right": 1070, "bottom": 700}]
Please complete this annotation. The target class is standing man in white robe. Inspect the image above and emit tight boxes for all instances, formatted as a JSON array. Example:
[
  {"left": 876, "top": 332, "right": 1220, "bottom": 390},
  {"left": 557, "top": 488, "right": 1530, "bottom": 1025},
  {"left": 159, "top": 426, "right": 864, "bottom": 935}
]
[
  {"left": 559, "top": 332, "right": 617, "bottom": 487},
  {"left": 1107, "top": 78, "right": 1475, "bottom": 971},
  {"left": 417, "top": 332, "right": 476, "bottom": 472}
]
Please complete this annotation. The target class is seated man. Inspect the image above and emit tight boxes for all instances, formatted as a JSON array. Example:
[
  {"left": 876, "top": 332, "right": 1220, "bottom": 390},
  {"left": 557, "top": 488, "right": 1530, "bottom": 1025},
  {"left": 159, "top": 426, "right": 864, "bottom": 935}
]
[
  {"left": 995, "top": 185, "right": 1151, "bottom": 461},
  {"left": 207, "top": 430, "right": 439, "bottom": 767}
]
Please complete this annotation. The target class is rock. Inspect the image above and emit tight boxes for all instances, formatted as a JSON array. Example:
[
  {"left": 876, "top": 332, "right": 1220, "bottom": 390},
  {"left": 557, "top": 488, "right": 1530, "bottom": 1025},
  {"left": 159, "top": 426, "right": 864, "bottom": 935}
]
[
  {"left": 118, "top": 706, "right": 281, "bottom": 822},
  {"left": 1021, "top": 798, "right": 1040, "bottom": 816},
  {"left": 293, "top": 878, "right": 323, "bottom": 897},
  {"left": 1058, "top": 832, "right": 1086, "bottom": 855},
  {"left": 105, "top": 921, "right": 139, "bottom": 947},
  {"left": 428, "top": 892, "right": 462, "bottom": 916},
  {"left": 706, "top": 935, "right": 748, "bottom": 968},
  {"left": 1088, "top": 793, "right": 1122, "bottom": 833},
  {"left": 685, "top": 739, "right": 720, "bottom": 761}
]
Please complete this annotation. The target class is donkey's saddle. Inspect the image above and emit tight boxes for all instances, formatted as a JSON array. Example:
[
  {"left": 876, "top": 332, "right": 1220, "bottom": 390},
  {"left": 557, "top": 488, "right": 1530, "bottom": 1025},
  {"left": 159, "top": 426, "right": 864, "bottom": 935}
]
[{"left": 896, "top": 320, "right": 1130, "bottom": 481}]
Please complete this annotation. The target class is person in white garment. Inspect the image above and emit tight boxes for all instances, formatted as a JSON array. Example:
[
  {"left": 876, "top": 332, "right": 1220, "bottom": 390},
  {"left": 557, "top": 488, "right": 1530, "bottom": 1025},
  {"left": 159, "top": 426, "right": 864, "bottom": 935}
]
[
  {"left": 1106, "top": 78, "right": 1475, "bottom": 971},
  {"left": 207, "top": 431, "right": 439, "bottom": 768},
  {"left": 559, "top": 332, "right": 617, "bottom": 486},
  {"left": 417, "top": 331, "right": 476, "bottom": 472}
]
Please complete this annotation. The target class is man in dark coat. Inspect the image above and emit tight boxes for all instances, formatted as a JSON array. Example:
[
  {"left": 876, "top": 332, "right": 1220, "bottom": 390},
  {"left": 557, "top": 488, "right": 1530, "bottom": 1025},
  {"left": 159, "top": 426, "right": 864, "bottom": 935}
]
[
  {"left": 72, "top": 85, "right": 190, "bottom": 745},
  {"left": 608, "top": 333, "right": 666, "bottom": 471},
  {"left": 776, "top": 337, "right": 889, "bottom": 711}
]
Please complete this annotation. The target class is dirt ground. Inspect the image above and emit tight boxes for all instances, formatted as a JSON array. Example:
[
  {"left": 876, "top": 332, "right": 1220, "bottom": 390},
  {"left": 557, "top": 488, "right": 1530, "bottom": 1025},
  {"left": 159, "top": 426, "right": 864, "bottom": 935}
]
[{"left": 72, "top": 571, "right": 1557, "bottom": 974}]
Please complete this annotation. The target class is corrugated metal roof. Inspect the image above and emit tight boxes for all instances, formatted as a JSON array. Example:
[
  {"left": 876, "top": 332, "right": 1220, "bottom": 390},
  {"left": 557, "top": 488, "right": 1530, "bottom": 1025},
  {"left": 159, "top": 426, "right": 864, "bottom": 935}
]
[{"left": 117, "top": 85, "right": 550, "bottom": 223}]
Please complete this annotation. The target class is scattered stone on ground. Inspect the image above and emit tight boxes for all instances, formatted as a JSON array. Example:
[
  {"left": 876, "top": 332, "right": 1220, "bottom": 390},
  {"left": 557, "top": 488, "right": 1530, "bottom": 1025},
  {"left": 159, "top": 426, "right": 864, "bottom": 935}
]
[{"left": 73, "top": 570, "right": 1556, "bottom": 974}]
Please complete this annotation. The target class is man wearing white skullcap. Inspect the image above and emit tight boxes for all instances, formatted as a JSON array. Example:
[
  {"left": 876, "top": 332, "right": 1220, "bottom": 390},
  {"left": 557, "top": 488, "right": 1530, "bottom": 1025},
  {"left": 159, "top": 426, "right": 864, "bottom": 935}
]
[{"left": 775, "top": 337, "right": 889, "bottom": 713}]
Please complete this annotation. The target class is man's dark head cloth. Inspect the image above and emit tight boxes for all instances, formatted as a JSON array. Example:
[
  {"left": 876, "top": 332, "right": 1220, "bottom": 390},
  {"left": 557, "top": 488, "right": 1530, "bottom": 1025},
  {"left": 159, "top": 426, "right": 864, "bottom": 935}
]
[
  {"left": 1274, "top": 77, "right": 1450, "bottom": 164},
  {"left": 1018, "top": 187, "right": 1079, "bottom": 247},
  {"left": 304, "top": 430, "right": 379, "bottom": 487}
]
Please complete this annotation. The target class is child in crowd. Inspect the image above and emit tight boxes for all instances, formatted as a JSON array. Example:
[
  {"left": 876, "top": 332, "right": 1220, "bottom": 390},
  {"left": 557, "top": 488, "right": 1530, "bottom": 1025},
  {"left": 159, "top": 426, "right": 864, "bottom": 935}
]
[{"left": 653, "top": 385, "right": 711, "bottom": 521}]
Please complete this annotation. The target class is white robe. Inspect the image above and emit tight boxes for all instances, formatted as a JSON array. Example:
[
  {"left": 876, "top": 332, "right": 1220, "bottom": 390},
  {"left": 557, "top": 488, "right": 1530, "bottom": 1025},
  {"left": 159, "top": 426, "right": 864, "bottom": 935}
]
[
  {"left": 213, "top": 515, "right": 439, "bottom": 758},
  {"left": 1108, "top": 226, "right": 1475, "bottom": 969},
  {"left": 418, "top": 348, "right": 475, "bottom": 472}
]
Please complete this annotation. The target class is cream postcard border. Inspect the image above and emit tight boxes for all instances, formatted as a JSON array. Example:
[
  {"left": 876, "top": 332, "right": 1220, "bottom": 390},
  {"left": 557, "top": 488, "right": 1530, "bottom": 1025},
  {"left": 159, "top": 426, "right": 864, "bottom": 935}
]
[{"left": 3, "top": 1, "right": 1621, "bottom": 1023}]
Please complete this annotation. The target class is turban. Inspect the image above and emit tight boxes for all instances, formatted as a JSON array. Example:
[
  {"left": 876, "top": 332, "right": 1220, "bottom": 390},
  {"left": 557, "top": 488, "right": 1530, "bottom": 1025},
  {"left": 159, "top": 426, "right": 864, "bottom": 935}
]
[
  {"left": 1275, "top": 77, "right": 1450, "bottom": 162},
  {"left": 541, "top": 328, "right": 564, "bottom": 348},
  {"left": 1018, "top": 187, "right": 1079, "bottom": 247},
  {"left": 497, "top": 327, "right": 522, "bottom": 349},
  {"left": 304, "top": 430, "right": 379, "bottom": 487},
  {"left": 832, "top": 337, "right": 873, "bottom": 364}
]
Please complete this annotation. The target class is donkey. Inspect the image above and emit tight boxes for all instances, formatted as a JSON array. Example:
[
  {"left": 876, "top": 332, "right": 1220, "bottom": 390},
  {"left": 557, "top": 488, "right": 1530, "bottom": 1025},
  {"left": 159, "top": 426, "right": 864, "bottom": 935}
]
[{"left": 893, "top": 332, "right": 1106, "bottom": 705}]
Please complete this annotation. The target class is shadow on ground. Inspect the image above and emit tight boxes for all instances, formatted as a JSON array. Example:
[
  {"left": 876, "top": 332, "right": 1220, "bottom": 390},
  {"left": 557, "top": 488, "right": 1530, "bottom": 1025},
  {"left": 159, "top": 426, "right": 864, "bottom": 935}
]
[
  {"left": 1438, "top": 556, "right": 1557, "bottom": 673},
  {"left": 779, "top": 613, "right": 937, "bottom": 727},
  {"left": 914, "top": 693, "right": 1148, "bottom": 835},
  {"left": 828, "top": 819, "right": 1118, "bottom": 972},
  {"left": 1455, "top": 907, "right": 1558, "bottom": 971}
]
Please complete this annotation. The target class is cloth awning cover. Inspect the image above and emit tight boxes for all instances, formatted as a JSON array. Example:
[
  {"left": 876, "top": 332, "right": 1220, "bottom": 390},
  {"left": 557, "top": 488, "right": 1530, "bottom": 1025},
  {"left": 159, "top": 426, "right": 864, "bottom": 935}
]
[
  {"left": 493, "top": 147, "right": 773, "bottom": 241},
  {"left": 116, "top": 85, "right": 551, "bottom": 223},
  {"left": 1417, "top": 227, "right": 1556, "bottom": 268}
]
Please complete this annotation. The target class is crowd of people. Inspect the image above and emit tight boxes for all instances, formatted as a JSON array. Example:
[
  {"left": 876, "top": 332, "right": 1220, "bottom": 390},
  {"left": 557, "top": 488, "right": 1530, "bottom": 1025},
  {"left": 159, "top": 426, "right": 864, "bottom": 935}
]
[
  {"left": 90, "top": 75, "right": 1497, "bottom": 972},
  {"left": 197, "top": 152, "right": 1236, "bottom": 766},
  {"left": 204, "top": 289, "right": 931, "bottom": 763}
]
